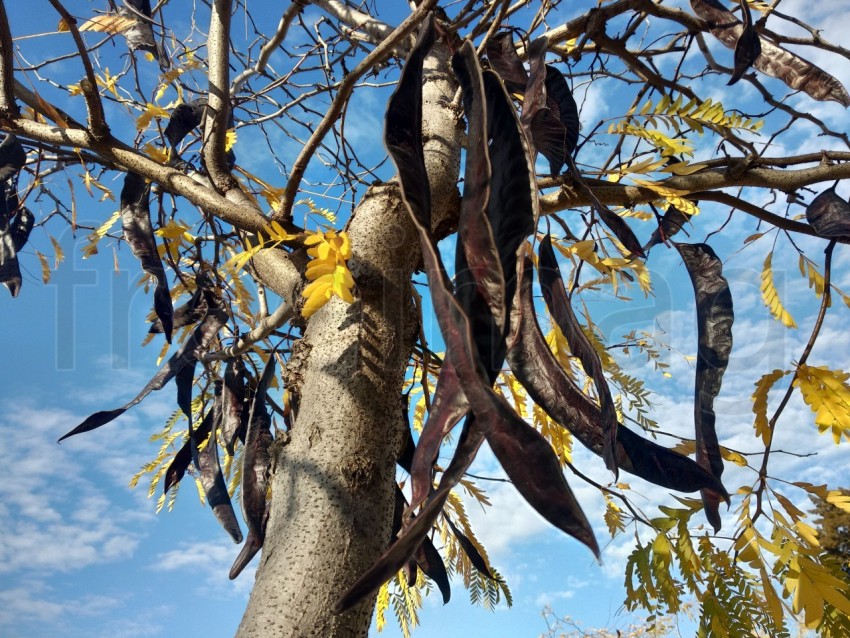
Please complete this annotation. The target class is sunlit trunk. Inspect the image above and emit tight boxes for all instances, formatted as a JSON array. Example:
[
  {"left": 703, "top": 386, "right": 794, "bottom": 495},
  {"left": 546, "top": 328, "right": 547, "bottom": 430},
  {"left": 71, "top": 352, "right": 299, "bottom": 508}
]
[{"left": 235, "top": 43, "right": 462, "bottom": 638}]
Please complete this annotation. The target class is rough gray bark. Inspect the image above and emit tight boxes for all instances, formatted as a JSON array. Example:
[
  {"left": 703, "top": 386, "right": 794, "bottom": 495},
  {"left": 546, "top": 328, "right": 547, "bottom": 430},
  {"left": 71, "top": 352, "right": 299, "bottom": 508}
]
[{"left": 234, "top": 42, "right": 462, "bottom": 638}]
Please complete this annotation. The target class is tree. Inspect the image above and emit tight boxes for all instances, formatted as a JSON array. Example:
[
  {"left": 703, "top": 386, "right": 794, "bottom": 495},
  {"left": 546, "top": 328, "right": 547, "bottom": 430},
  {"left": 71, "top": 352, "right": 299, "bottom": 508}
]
[{"left": 4, "top": 1, "right": 850, "bottom": 637}]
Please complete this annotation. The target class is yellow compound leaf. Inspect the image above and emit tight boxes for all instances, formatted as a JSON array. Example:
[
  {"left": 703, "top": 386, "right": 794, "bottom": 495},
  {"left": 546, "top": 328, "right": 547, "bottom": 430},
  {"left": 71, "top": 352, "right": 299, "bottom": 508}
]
[
  {"left": 631, "top": 178, "right": 699, "bottom": 216},
  {"left": 661, "top": 160, "right": 709, "bottom": 176},
  {"left": 83, "top": 210, "right": 121, "bottom": 258},
  {"left": 794, "top": 364, "right": 850, "bottom": 444},
  {"left": 603, "top": 494, "right": 625, "bottom": 537},
  {"left": 82, "top": 171, "right": 115, "bottom": 201},
  {"left": 798, "top": 254, "right": 831, "bottom": 304},
  {"left": 617, "top": 123, "right": 694, "bottom": 157},
  {"left": 155, "top": 67, "right": 187, "bottom": 102},
  {"left": 751, "top": 369, "right": 789, "bottom": 444},
  {"left": 301, "top": 230, "right": 355, "bottom": 317},
  {"left": 789, "top": 556, "right": 850, "bottom": 628},
  {"left": 297, "top": 198, "right": 338, "bottom": 223},
  {"left": 225, "top": 128, "right": 237, "bottom": 152},
  {"left": 375, "top": 581, "right": 390, "bottom": 632},
  {"left": 760, "top": 252, "right": 797, "bottom": 328},
  {"left": 669, "top": 439, "right": 747, "bottom": 466}
]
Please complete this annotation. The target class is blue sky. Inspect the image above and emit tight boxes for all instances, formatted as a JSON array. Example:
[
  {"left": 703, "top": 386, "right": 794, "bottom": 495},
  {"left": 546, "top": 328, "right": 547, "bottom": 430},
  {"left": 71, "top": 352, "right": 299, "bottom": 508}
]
[{"left": 3, "top": 1, "right": 850, "bottom": 637}]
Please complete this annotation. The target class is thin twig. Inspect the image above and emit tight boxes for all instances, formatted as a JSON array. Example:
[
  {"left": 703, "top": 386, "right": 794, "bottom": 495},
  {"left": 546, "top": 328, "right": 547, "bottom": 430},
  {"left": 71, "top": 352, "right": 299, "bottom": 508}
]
[
  {"left": 696, "top": 191, "right": 819, "bottom": 238},
  {"left": 752, "top": 240, "right": 836, "bottom": 524},
  {"left": 202, "top": 302, "right": 295, "bottom": 362},
  {"left": 272, "top": 0, "right": 439, "bottom": 223},
  {"left": 230, "top": 0, "right": 309, "bottom": 96},
  {"left": 46, "top": 0, "right": 108, "bottom": 139}
]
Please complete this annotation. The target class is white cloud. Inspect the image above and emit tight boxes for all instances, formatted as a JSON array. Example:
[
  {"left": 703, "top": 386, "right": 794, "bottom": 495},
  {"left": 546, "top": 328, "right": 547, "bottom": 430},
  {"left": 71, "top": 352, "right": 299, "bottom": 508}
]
[
  {"left": 0, "top": 401, "right": 155, "bottom": 575},
  {"left": 535, "top": 588, "right": 575, "bottom": 608},
  {"left": 0, "top": 580, "right": 138, "bottom": 638},
  {"left": 153, "top": 539, "right": 257, "bottom": 597}
]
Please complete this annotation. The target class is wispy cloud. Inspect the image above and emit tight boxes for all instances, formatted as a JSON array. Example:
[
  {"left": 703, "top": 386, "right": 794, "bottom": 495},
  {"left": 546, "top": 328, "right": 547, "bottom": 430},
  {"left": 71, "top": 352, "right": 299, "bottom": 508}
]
[
  {"left": 0, "top": 402, "right": 153, "bottom": 576},
  {"left": 152, "top": 539, "right": 256, "bottom": 597}
]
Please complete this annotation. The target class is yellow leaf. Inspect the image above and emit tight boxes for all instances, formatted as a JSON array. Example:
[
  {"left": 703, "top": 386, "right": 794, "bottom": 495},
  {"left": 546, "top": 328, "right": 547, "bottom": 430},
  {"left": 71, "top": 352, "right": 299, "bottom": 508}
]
[
  {"left": 96, "top": 68, "right": 121, "bottom": 99},
  {"left": 760, "top": 252, "right": 797, "bottom": 328},
  {"left": 296, "top": 198, "right": 337, "bottom": 223},
  {"left": 654, "top": 94, "right": 671, "bottom": 114},
  {"left": 305, "top": 260, "right": 336, "bottom": 280},
  {"left": 32, "top": 91, "right": 69, "bottom": 128},
  {"left": 301, "top": 229, "right": 355, "bottom": 316},
  {"left": 794, "top": 364, "right": 850, "bottom": 444},
  {"left": 619, "top": 123, "right": 694, "bottom": 157},
  {"left": 78, "top": 14, "right": 135, "bottom": 34},
  {"left": 304, "top": 231, "right": 325, "bottom": 246},
  {"left": 631, "top": 178, "right": 699, "bottom": 216},
  {"left": 155, "top": 219, "right": 195, "bottom": 242},
  {"left": 136, "top": 103, "right": 171, "bottom": 130},
  {"left": 671, "top": 439, "right": 746, "bottom": 466},
  {"left": 661, "top": 161, "right": 708, "bottom": 176},
  {"left": 795, "top": 520, "right": 820, "bottom": 548},
  {"left": 49, "top": 236, "right": 64, "bottom": 268},
  {"left": 751, "top": 369, "right": 788, "bottom": 444},
  {"left": 267, "top": 221, "right": 295, "bottom": 242},
  {"left": 156, "top": 68, "right": 187, "bottom": 102},
  {"left": 375, "top": 581, "right": 389, "bottom": 632},
  {"left": 223, "top": 239, "right": 264, "bottom": 273},
  {"left": 302, "top": 285, "right": 333, "bottom": 318},
  {"left": 302, "top": 275, "right": 334, "bottom": 299},
  {"left": 826, "top": 491, "right": 850, "bottom": 513},
  {"left": 143, "top": 143, "right": 170, "bottom": 164},
  {"left": 799, "top": 254, "right": 830, "bottom": 302},
  {"left": 225, "top": 129, "right": 237, "bottom": 152},
  {"left": 83, "top": 210, "right": 121, "bottom": 258},
  {"left": 35, "top": 250, "right": 51, "bottom": 283}
]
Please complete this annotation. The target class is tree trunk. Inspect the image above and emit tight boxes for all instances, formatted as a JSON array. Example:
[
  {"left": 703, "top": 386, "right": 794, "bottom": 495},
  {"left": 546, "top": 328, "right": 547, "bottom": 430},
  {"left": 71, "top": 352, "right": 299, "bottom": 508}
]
[{"left": 235, "top": 42, "right": 461, "bottom": 638}]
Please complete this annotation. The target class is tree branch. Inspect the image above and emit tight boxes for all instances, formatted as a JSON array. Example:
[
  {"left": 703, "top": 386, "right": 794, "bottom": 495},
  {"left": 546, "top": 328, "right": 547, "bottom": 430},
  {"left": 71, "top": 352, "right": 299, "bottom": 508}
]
[
  {"left": 753, "top": 240, "right": 836, "bottom": 525},
  {"left": 0, "top": 1, "right": 18, "bottom": 118},
  {"left": 524, "top": 0, "right": 644, "bottom": 54},
  {"left": 695, "top": 191, "right": 818, "bottom": 238},
  {"left": 230, "top": 0, "right": 308, "bottom": 96},
  {"left": 201, "top": 302, "right": 295, "bottom": 362},
  {"left": 204, "top": 0, "right": 236, "bottom": 191},
  {"left": 46, "top": 0, "right": 108, "bottom": 139},
  {"left": 271, "top": 0, "right": 439, "bottom": 223},
  {"left": 312, "top": 0, "right": 395, "bottom": 47},
  {"left": 539, "top": 162, "right": 850, "bottom": 228},
  {"left": 0, "top": 116, "right": 269, "bottom": 232},
  {"left": 13, "top": 80, "right": 83, "bottom": 128}
]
